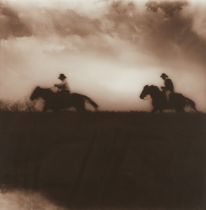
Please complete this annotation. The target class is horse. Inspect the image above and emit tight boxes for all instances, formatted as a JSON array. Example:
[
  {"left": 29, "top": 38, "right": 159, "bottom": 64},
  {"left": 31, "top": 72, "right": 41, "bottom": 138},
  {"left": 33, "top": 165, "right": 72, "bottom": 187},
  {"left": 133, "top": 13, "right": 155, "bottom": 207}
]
[
  {"left": 139, "top": 85, "right": 197, "bottom": 113},
  {"left": 30, "top": 86, "right": 98, "bottom": 112}
]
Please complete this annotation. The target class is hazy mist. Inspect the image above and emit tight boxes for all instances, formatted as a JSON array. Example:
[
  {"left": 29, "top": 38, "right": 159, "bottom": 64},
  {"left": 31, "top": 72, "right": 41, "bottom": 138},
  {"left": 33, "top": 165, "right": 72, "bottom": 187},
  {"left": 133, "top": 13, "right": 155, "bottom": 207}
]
[{"left": 0, "top": 0, "right": 206, "bottom": 111}]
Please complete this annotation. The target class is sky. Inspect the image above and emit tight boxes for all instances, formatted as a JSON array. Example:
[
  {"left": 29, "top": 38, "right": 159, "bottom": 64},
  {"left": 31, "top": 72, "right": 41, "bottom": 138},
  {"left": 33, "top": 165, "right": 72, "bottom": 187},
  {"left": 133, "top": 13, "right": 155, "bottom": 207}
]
[{"left": 0, "top": 0, "right": 206, "bottom": 111}]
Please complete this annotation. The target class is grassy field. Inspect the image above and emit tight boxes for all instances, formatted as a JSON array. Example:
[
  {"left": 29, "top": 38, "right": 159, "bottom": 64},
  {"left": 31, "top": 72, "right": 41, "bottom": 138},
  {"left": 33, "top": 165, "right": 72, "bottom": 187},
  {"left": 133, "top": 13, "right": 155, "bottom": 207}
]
[{"left": 0, "top": 112, "right": 205, "bottom": 209}]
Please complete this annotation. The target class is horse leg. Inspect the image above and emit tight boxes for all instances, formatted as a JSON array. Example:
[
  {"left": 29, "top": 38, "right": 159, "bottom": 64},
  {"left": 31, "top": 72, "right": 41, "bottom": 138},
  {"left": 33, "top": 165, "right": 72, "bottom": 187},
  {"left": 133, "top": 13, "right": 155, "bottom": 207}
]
[
  {"left": 79, "top": 104, "right": 86, "bottom": 112},
  {"left": 78, "top": 99, "right": 86, "bottom": 112},
  {"left": 53, "top": 108, "right": 59, "bottom": 112},
  {"left": 176, "top": 106, "right": 185, "bottom": 113},
  {"left": 74, "top": 100, "right": 86, "bottom": 112},
  {"left": 192, "top": 105, "right": 198, "bottom": 112},
  {"left": 151, "top": 107, "right": 158, "bottom": 114},
  {"left": 43, "top": 105, "right": 48, "bottom": 112},
  {"left": 76, "top": 106, "right": 86, "bottom": 112},
  {"left": 190, "top": 102, "right": 198, "bottom": 112}
]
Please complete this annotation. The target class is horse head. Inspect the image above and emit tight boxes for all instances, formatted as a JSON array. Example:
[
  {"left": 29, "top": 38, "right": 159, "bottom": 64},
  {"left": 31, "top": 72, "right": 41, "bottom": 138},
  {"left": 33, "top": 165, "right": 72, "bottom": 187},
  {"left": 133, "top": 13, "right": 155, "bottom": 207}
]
[
  {"left": 140, "top": 85, "right": 150, "bottom": 99},
  {"left": 30, "top": 86, "right": 55, "bottom": 103},
  {"left": 30, "top": 86, "right": 41, "bottom": 101}
]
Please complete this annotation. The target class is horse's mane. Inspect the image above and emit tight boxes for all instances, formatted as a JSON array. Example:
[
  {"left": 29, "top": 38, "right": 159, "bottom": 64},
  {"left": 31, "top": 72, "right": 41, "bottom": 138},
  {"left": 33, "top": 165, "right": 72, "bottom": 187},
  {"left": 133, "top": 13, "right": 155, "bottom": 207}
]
[
  {"left": 33, "top": 86, "right": 55, "bottom": 97},
  {"left": 36, "top": 86, "right": 53, "bottom": 93},
  {"left": 146, "top": 85, "right": 159, "bottom": 91},
  {"left": 149, "top": 85, "right": 162, "bottom": 95},
  {"left": 151, "top": 85, "right": 160, "bottom": 89}
]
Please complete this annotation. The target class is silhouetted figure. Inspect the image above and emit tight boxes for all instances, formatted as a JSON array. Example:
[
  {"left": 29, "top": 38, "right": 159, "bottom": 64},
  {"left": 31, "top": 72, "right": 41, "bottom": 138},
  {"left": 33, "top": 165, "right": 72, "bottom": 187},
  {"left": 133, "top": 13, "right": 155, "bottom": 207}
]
[
  {"left": 55, "top": 73, "right": 70, "bottom": 93},
  {"left": 160, "top": 73, "right": 174, "bottom": 104},
  {"left": 160, "top": 73, "right": 174, "bottom": 92},
  {"left": 140, "top": 85, "right": 197, "bottom": 113},
  {"left": 30, "top": 86, "right": 98, "bottom": 112},
  {"left": 54, "top": 73, "right": 70, "bottom": 103}
]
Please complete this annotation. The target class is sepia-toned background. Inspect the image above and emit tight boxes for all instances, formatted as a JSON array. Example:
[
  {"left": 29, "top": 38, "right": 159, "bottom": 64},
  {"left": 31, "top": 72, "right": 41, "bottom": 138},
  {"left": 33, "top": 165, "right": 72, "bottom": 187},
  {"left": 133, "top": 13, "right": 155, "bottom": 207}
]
[
  {"left": 1, "top": 1, "right": 206, "bottom": 210},
  {"left": 0, "top": 0, "right": 206, "bottom": 111}
]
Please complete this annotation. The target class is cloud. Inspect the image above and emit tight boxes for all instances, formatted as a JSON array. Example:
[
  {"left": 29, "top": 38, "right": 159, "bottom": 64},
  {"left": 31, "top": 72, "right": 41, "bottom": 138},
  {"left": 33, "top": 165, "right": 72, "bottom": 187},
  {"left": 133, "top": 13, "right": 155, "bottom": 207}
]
[
  {"left": 101, "top": 0, "right": 206, "bottom": 67},
  {"left": 0, "top": 3, "right": 31, "bottom": 39},
  {"left": 0, "top": 0, "right": 206, "bottom": 111},
  {"left": 146, "top": 1, "right": 187, "bottom": 17},
  {"left": 1, "top": 0, "right": 206, "bottom": 60}
]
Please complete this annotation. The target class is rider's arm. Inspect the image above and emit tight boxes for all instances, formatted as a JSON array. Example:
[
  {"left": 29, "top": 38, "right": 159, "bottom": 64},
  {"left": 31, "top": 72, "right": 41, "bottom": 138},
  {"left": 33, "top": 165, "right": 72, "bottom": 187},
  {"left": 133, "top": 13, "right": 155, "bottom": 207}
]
[{"left": 54, "top": 83, "right": 63, "bottom": 88}]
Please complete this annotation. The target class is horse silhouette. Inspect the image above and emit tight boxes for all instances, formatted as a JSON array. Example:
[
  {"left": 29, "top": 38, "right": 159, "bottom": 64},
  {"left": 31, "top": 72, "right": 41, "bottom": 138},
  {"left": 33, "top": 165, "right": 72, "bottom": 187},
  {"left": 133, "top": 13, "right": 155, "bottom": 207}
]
[
  {"left": 140, "top": 85, "right": 197, "bottom": 113},
  {"left": 30, "top": 86, "right": 98, "bottom": 112}
]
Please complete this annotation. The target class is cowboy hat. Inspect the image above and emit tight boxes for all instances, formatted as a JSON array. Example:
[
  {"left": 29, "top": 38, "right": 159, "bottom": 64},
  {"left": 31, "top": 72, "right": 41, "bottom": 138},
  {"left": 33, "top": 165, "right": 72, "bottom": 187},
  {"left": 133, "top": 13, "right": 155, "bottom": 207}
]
[
  {"left": 160, "top": 73, "right": 168, "bottom": 79},
  {"left": 58, "top": 73, "right": 67, "bottom": 80}
]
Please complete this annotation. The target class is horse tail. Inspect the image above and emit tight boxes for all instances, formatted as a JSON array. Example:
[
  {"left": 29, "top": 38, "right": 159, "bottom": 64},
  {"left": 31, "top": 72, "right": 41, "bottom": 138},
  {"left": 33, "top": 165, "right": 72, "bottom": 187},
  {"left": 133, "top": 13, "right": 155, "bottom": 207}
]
[
  {"left": 184, "top": 97, "right": 198, "bottom": 112},
  {"left": 83, "top": 96, "right": 98, "bottom": 110}
]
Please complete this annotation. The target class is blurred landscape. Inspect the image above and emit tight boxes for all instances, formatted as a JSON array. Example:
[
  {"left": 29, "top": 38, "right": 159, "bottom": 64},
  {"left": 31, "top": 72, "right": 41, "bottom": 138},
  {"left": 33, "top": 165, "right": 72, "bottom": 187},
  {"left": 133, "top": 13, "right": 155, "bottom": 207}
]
[
  {"left": 1, "top": 0, "right": 206, "bottom": 209},
  {"left": 0, "top": 111, "right": 205, "bottom": 210}
]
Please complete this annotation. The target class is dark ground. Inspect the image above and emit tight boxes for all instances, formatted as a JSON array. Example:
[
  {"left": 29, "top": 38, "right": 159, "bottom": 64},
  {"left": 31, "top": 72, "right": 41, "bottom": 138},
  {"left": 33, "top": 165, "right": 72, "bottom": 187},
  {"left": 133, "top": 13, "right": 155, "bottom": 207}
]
[{"left": 0, "top": 112, "right": 206, "bottom": 209}]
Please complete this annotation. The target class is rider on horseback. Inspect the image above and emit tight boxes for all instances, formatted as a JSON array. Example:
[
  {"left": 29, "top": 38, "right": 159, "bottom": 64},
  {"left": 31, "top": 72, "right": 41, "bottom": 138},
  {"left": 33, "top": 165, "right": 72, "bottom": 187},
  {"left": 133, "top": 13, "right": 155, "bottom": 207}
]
[
  {"left": 55, "top": 73, "right": 70, "bottom": 93},
  {"left": 160, "top": 73, "right": 174, "bottom": 104},
  {"left": 54, "top": 73, "right": 70, "bottom": 100}
]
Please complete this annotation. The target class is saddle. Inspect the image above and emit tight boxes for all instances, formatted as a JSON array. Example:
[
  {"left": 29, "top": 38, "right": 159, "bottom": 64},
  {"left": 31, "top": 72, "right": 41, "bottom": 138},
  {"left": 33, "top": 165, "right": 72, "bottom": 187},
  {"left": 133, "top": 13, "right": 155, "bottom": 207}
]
[
  {"left": 161, "top": 89, "right": 174, "bottom": 107},
  {"left": 56, "top": 90, "right": 71, "bottom": 102}
]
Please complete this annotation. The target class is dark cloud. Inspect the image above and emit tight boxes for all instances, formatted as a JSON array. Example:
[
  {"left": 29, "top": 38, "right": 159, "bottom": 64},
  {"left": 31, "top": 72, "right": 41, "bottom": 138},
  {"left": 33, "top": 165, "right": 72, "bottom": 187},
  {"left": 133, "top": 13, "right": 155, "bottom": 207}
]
[
  {"left": 50, "top": 10, "right": 102, "bottom": 37},
  {"left": 146, "top": 0, "right": 187, "bottom": 17},
  {"left": 0, "top": 3, "right": 31, "bottom": 39},
  {"left": 103, "top": 1, "right": 206, "bottom": 67},
  {"left": 1, "top": 0, "right": 206, "bottom": 67},
  {"left": 144, "top": 1, "right": 206, "bottom": 65}
]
